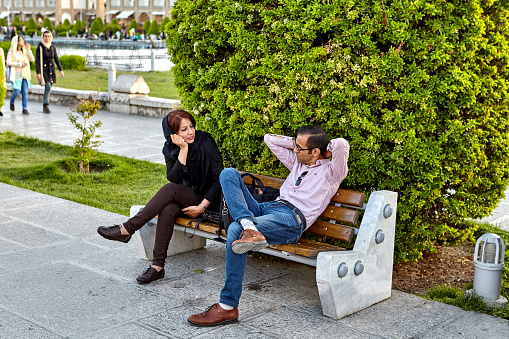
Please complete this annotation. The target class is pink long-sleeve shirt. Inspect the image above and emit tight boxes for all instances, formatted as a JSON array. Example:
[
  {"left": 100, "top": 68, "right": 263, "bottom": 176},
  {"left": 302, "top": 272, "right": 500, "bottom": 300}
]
[{"left": 264, "top": 134, "right": 350, "bottom": 230}]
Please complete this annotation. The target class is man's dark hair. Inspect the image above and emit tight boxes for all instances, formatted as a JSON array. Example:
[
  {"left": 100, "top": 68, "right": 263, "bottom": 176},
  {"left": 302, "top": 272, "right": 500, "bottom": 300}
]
[{"left": 297, "top": 125, "right": 329, "bottom": 156}]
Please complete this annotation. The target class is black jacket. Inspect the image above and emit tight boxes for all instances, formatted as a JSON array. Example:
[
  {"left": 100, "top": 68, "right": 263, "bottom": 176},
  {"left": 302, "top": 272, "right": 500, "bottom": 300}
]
[
  {"left": 35, "top": 43, "right": 63, "bottom": 84},
  {"left": 161, "top": 114, "right": 224, "bottom": 210}
]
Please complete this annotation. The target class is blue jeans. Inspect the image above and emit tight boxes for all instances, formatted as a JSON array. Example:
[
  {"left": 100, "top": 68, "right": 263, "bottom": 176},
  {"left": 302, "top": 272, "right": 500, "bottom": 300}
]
[
  {"left": 43, "top": 82, "right": 52, "bottom": 105},
  {"left": 10, "top": 79, "right": 28, "bottom": 109},
  {"left": 218, "top": 168, "right": 305, "bottom": 307}
]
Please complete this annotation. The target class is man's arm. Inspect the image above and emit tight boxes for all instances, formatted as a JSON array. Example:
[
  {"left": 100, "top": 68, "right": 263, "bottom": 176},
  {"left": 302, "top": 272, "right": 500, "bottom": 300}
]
[
  {"left": 326, "top": 138, "right": 350, "bottom": 183},
  {"left": 264, "top": 134, "right": 296, "bottom": 170}
]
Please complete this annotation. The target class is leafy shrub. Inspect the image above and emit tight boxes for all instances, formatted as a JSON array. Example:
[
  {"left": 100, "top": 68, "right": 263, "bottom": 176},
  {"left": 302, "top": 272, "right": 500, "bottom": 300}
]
[
  {"left": 128, "top": 19, "right": 138, "bottom": 31},
  {"left": 12, "top": 16, "right": 22, "bottom": 29},
  {"left": 90, "top": 17, "right": 104, "bottom": 35},
  {"left": 41, "top": 18, "right": 53, "bottom": 32},
  {"left": 161, "top": 17, "right": 170, "bottom": 34},
  {"left": 0, "top": 18, "right": 7, "bottom": 27},
  {"left": 167, "top": 0, "right": 509, "bottom": 261},
  {"left": 70, "top": 20, "right": 84, "bottom": 36},
  {"left": 148, "top": 20, "right": 159, "bottom": 36},
  {"left": 56, "top": 18, "right": 72, "bottom": 35},
  {"left": 105, "top": 21, "right": 122, "bottom": 35},
  {"left": 59, "top": 55, "right": 86, "bottom": 71},
  {"left": 143, "top": 20, "right": 151, "bottom": 33},
  {"left": 25, "top": 18, "right": 38, "bottom": 35}
]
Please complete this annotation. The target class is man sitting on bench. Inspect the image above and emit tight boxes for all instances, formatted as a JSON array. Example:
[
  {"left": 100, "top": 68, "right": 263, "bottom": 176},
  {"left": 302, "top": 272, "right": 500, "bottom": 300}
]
[{"left": 188, "top": 125, "right": 350, "bottom": 327}]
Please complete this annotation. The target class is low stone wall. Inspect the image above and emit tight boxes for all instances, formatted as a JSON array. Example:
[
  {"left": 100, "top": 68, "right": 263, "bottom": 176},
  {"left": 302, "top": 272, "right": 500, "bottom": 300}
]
[{"left": 6, "top": 84, "right": 181, "bottom": 119}]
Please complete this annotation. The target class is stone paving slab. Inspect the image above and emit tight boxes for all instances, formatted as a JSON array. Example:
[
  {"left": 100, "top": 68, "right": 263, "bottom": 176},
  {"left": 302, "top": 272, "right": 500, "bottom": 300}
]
[
  {"left": 0, "top": 199, "right": 125, "bottom": 238},
  {"left": 0, "top": 262, "right": 179, "bottom": 338},
  {"left": 85, "top": 323, "right": 170, "bottom": 339},
  {"left": 0, "top": 220, "right": 72, "bottom": 247},
  {"left": 0, "top": 236, "right": 26, "bottom": 255},
  {"left": 0, "top": 240, "right": 103, "bottom": 272},
  {"left": 340, "top": 290, "right": 464, "bottom": 339},
  {"left": 421, "top": 311, "right": 509, "bottom": 338},
  {"left": 247, "top": 306, "right": 380, "bottom": 339},
  {"left": 0, "top": 309, "right": 64, "bottom": 339}
]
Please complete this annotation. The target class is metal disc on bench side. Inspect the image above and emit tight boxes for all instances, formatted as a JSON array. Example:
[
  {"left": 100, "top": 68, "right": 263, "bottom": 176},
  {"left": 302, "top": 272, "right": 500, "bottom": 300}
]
[{"left": 337, "top": 262, "right": 348, "bottom": 278}]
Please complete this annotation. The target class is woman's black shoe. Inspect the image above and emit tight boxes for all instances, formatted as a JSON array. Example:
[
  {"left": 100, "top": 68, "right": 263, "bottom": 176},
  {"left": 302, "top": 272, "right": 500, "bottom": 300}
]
[
  {"left": 0, "top": 111, "right": 3, "bottom": 116},
  {"left": 97, "top": 225, "right": 131, "bottom": 243},
  {"left": 136, "top": 267, "right": 165, "bottom": 284},
  {"left": 10, "top": 103, "right": 14, "bottom": 111}
]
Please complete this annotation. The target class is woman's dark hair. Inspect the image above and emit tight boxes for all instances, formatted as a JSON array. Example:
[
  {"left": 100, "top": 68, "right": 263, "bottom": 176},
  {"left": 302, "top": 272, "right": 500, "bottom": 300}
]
[
  {"left": 167, "top": 109, "right": 196, "bottom": 133},
  {"left": 297, "top": 125, "right": 329, "bottom": 156}
]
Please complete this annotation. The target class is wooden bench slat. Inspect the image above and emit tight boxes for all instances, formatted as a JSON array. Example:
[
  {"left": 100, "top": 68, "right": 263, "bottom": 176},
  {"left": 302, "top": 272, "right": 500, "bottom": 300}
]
[
  {"left": 307, "top": 221, "right": 355, "bottom": 242},
  {"left": 269, "top": 239, "right": 345, "bottom": 258},
  {"left": 319, "top": 205, "right": 359, "bottom": 225},
  {"left": 176, "top": 217, "right": 226, "bottom": 237},
  {"left": 331, "top": 189, "right": 366, "bottom": 207}
]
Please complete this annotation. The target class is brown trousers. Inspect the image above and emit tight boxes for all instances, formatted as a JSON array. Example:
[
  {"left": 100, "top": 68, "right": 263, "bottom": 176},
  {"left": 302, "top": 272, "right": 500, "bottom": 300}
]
[{"left": 123, "top": 183, "right": 199, "bottom": 267}]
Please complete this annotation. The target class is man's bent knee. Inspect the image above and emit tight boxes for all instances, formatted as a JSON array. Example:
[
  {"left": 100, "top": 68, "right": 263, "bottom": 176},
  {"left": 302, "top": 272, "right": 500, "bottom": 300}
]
[{"left": 220, "top": 168, "right": 239, "bottom": 183}]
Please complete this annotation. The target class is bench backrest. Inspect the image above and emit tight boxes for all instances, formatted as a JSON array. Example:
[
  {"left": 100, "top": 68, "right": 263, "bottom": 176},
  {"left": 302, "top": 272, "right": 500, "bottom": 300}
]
[{"left": 241, "top": 172, "right": 366, "bottom": 243}]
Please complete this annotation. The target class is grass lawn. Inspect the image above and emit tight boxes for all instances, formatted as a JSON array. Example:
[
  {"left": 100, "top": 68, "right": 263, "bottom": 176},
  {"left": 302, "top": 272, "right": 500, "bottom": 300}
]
[
  {"left": 30, "top": 68, "right": 181, "bottom": 100},
  {"left": 0, "top": 131, "right": 168, "bottom": 216}
]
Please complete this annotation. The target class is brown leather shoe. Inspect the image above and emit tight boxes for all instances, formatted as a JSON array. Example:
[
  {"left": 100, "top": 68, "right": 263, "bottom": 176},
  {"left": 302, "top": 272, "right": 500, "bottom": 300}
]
[
  {"left": 231, "top": 229, "right": 268, "bottom": 254},
  {"left": 188, "top": 303, "right": 238, "bottom": 327},
  {"left": 97, "top": 225, "right": 131, "bottom": 243},
  {"left": 136, "top": 267, "right": 165, "bottom": 284}
]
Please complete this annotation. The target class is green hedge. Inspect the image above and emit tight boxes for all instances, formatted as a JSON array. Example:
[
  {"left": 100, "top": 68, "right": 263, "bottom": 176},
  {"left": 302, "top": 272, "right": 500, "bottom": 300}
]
[
  {"left": 167, "top": 0, "right": 509, "bottom": 261},
  {"left": 59, "top": 55, "right": 86, "bottom": 71}
]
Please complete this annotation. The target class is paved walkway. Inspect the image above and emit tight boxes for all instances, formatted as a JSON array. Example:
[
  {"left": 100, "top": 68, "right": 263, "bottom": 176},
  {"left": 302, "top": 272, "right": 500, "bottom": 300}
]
[{"left": 1, "top": 100, "right": 508, "bottom": 338}]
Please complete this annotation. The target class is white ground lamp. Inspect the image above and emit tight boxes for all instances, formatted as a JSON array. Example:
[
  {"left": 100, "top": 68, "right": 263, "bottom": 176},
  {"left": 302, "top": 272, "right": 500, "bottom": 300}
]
[{"left": 472, "top": 233, "right": 507, "bottom": 308}]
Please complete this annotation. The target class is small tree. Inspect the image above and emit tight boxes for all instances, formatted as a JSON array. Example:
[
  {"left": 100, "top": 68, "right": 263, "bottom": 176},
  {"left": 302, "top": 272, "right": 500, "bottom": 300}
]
[
  {"left": 41, "top": 18, "right": 54, "bottom": 32},
  {"left": 160, "top": 17, "right": 170, "bottom": 34},
  {"left": 128, "top": 19, "right": 138, "bottom": 31},
  {"left": 143, "top": 19, "right": 151, "bottom": 33},
  {"left": 90, "top": 17, "right": 104, "bottom": 34},
  {"left": 67, "top": 93, "right": 103, "bottom": 173},
  {"left": 25, "top": 17, "right": 37, "bottom": 36},
  {"left": 148, "top": 20, "right": 159, "bottom": 36},
  {"left": 62, "top": 19, "right": 71, "bottom": 30},
  {"left": 12, "top": 16, "right": 22, "bottom": 28},
  {"left": 105, "top": 21, "right": 122, "bottom": 35}
]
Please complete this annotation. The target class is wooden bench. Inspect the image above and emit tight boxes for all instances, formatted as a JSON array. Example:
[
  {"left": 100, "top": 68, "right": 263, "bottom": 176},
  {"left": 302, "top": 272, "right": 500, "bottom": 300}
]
[{"left": 131, "top": 171, "right": 398, "bottom": 319}]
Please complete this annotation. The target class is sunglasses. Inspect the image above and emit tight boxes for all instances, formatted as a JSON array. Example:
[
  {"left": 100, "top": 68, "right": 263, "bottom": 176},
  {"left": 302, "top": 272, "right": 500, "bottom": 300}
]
[{"left": 295, "top": 171, "right": 308, "bottom": 186}]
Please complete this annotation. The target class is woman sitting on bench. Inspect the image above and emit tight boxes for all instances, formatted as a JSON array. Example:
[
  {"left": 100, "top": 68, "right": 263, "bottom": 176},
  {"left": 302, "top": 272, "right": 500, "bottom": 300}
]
[{"left": 97, "top": 109, "right": 224, "bottom": 284}]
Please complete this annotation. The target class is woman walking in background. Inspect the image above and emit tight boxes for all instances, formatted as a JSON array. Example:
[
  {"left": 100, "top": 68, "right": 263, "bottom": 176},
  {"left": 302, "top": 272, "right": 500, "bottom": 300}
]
[
  {"left": 36, "top": 29, "right": 64, "bottom": 114},
  {"left": 7, "top": 35, "right": 34, "bottom": 115}
]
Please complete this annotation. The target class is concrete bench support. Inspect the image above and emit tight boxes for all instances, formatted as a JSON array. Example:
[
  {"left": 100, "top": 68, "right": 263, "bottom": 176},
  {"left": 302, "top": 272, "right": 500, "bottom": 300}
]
[
  {"left": 316, "top": 190, "right": 398, "bottom": 319},
  {"left": 130, "top": 205, "right": 206, "bottom": 261}
]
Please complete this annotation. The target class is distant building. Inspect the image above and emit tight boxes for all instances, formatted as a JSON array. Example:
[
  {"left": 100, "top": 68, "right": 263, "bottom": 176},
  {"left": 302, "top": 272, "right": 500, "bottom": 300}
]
[{"left": 0, "top": 0, "right": 174, "bottom": 26}]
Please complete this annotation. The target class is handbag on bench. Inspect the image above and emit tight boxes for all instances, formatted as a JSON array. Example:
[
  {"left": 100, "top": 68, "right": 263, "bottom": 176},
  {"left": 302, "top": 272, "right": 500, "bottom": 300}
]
[{"left": 185, "top": 173, "right": 280, "bottom": 242}]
